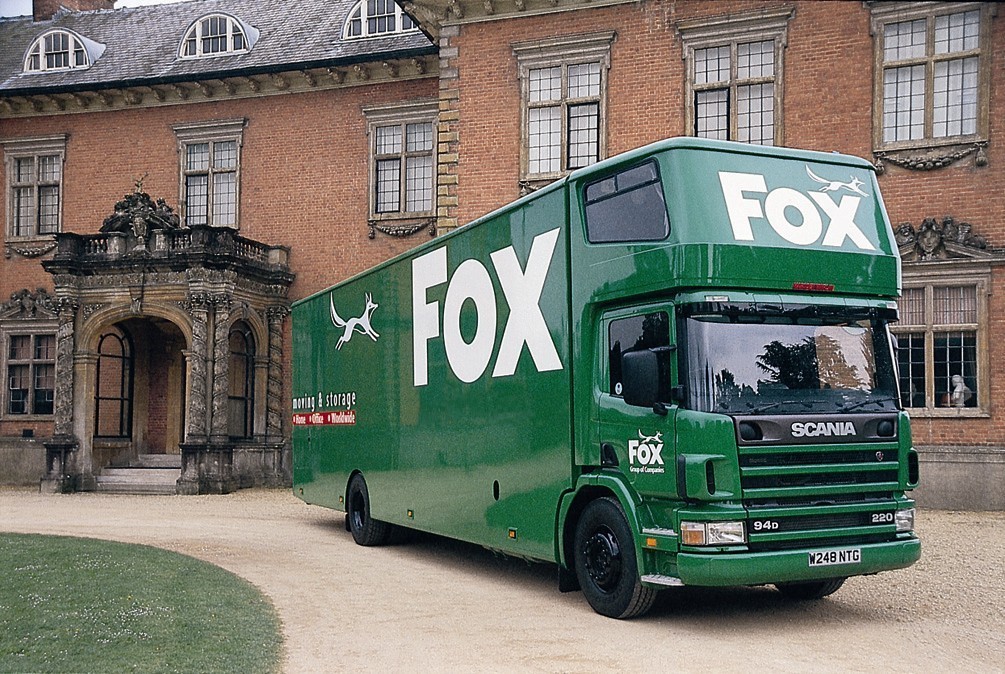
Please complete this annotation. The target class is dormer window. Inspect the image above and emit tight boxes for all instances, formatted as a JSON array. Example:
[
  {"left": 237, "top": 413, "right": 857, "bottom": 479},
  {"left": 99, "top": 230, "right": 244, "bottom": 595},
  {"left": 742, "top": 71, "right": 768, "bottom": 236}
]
[
  {"left": 24, "top": 30, "right": 103, "bottom": 72},
  {"left": 180, "top": 14, "right": 258, "bottom": 58},
  {"left": 344, "top": 0, "right": 419, "bottom": 39}
]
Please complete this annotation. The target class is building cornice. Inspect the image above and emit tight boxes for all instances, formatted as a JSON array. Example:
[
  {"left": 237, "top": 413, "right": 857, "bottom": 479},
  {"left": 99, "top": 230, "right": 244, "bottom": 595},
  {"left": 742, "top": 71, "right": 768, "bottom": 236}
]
[{"left": 0, "top": 54, "right": 438, "bottom": 119}]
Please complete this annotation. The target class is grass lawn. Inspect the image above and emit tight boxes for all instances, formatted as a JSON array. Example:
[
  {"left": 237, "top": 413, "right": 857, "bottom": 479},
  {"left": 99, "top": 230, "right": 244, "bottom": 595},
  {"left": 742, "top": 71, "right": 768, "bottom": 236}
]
[{"left": 0, "top": 534, "right": 282, "bottom": 673}]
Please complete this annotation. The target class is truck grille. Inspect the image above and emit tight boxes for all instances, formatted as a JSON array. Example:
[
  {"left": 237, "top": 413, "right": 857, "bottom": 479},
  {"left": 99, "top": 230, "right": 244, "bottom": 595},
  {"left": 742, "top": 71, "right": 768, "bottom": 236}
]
[{"left": 739, "top": 442, "right": 903, "bottom": 551}]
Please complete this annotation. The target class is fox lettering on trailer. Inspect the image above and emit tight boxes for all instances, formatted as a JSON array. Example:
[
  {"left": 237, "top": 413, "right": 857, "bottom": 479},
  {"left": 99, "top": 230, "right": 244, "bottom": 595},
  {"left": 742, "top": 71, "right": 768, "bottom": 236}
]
[
  {"left": 411, "top": 227, "right": 563, "bottom": 386},
  {"left": 718, "top": 166, "right": 876, "bottom": 251}
]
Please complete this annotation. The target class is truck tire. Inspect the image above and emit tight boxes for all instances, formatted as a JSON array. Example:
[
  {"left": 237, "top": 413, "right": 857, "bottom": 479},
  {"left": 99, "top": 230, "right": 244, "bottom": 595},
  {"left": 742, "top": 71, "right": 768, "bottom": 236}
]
[
  {"left": 347, "top": 474, "right": 392, "bottom": 546},
  {"left": 574, "top": 497, "right": 657, "bottom": 619},
  {"left": 774, "top": 578, "right": 845, "bottom": 600}
]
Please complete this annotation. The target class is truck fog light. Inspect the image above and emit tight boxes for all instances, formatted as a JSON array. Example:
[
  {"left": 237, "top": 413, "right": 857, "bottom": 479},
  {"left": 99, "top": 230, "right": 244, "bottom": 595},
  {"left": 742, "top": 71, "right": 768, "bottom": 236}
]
[
  {"left": 680, "top": 521, "right": 706, "bottom": 546},
  {"left": 895, "top": 508, "right": 915, "bottom": 533},
  {"left": 707, "top": 521, "right": 746, "bottom": 545}
]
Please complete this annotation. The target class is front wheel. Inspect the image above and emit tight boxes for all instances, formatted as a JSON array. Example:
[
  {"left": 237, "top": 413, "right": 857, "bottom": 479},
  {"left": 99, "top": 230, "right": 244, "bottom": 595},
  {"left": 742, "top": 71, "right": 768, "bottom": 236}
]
[
  {"left": 573, "top": 497, "right": 657, "bottom": 619},
  {"left": 346, "top": 474, "right": 392, "bottom": 546},
  {"left": 774, "top": 578, "right": 845, "bottom": 600}
]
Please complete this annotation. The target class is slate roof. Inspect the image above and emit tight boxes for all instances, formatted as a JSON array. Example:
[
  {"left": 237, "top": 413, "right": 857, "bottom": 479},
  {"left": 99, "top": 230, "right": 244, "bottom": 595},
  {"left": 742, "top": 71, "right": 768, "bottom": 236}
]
[{"left": 0, "top": 0, "right": 436, "bottom": 95}]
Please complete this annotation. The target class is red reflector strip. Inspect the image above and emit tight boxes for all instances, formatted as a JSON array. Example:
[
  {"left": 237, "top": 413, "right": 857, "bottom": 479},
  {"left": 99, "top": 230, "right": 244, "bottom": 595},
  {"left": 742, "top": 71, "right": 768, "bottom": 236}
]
[{"left": 792, "top": 282, "right": 835, "bottom": 292}]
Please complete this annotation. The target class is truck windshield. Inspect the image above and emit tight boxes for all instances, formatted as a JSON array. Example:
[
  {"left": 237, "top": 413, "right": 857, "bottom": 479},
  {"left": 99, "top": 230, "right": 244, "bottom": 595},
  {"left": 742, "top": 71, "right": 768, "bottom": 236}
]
[{"left": 681, "top": 310, "right": 899, "bottom": 415}]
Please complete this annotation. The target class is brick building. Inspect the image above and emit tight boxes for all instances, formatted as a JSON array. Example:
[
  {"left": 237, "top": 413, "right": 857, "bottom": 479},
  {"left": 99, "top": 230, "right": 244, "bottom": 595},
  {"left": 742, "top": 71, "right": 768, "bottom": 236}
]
[{"left": 0, "top": 0, "right": 1001, "bottom": 506}]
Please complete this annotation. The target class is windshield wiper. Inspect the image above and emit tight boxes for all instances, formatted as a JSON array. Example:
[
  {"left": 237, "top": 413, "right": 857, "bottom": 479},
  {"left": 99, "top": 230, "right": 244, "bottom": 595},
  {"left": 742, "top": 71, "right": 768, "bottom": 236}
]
[
  {"left": 747, "top": 399, "right": 819, "bottom": 415},
  {"left": 838, "top": 396, "right": 900, "bottom": 413}
]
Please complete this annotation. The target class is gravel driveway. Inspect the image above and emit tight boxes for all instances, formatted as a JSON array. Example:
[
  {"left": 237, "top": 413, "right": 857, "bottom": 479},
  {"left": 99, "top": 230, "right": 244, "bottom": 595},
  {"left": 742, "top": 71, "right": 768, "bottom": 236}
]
[{"left": 2, "top": 488, "right": 1003, "bottom": 672}]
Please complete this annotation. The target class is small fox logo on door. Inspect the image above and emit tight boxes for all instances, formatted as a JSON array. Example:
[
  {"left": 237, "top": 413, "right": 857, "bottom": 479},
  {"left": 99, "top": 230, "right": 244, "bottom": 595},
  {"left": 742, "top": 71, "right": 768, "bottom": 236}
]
[{"left": 330, "top": 292, "right": 379, "bottom": 350}]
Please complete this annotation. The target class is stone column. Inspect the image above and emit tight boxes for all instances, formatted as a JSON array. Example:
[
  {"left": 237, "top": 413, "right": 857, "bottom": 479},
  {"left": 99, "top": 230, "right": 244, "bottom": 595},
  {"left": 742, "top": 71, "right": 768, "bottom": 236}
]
[
  {"left": 209, "top": 294, "right": 232, "bottom": 443},
  {"left": 265, "top": 306, "right": 288, "bottom": 444},
  {"left": 183, "top": 293, "right": 211, "bottom": 443},
  {"left": 42, "top": 297, "right": 79, "bottom": 493}
]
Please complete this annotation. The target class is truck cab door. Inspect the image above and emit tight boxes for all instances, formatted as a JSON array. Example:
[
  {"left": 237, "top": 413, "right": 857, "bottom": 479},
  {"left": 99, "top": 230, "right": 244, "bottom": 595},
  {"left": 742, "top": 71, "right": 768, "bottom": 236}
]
[{"left": 597, "top": 307, "right": 678, "bottom": 497}]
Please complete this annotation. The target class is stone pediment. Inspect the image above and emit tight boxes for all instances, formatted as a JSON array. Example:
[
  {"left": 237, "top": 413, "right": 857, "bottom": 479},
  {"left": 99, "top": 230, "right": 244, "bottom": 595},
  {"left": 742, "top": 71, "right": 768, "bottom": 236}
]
[
  {"left": 0, "top": 288, "right": 57, "bottom": 320},
  {"left": 895, "top": 216, "right": 998, "bottom": 262}
]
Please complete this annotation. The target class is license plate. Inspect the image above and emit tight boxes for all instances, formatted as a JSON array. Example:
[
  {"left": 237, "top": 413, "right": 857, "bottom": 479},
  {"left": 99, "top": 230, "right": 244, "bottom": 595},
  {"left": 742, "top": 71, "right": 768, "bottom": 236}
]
[{"left": 808, "top": 548, "right": 861, "bottom": 567}]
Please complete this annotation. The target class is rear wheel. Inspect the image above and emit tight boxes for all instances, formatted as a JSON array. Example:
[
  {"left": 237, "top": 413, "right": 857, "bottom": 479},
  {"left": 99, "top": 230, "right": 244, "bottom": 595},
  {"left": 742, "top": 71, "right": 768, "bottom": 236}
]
[
  {"left": 346, "top": 474, "right": 392, "bottom": 546},
  {"left": 774, "top": 578, "right": 845, "bottom": 600},
  {"left": 574, "top": 497, "right": 657, "bottom": 619}
]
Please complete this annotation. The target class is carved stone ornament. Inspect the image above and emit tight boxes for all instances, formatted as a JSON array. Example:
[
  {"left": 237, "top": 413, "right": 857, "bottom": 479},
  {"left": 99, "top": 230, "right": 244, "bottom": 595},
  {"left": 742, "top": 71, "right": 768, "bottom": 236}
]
[
  {"left": 895, "top": 216, "right": 989, "bottom": 261},
  {"left": 4, "top": 240, "right": 58, "bottom": 259},
  {"left": 368, "top": 218, "right": 436, "bottom": 239},
  {"left": 0, "top": 288, "right": 57, "bottom": 319},
  {"left": 874, "top": 141, "right": 988, "bottom": 174},
  {"left": 100, "top": 176, "right": 181, "bottom": 238}
]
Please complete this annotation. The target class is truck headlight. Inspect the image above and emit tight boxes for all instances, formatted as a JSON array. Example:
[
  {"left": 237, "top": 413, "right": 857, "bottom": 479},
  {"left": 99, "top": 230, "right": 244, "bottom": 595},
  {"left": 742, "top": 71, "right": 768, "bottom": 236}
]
[
  {"left": 895, "top": 508, "right": 915, "bottom": 533},
  {"left": 680, "top": 521, "right": 746, "bottom": 546}
]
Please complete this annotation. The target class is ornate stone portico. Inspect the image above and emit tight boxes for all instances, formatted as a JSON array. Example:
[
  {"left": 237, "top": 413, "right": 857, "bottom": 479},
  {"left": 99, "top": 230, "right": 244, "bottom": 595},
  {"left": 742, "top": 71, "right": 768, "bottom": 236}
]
[{"left": 39, "top": 189, "right": 293, "bottom": 494}]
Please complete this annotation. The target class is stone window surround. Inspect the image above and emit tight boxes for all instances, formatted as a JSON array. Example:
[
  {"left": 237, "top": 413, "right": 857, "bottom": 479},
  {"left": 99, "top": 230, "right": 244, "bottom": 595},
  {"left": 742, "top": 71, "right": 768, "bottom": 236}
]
[
  {"left": 362, "top": 99, "right": 439, "bottom": 222},
  {"left": 172, "top": 119, "right": 246, "bottom": 229},
  {"left": 0, "top": 321, "right": 58, "bottom": 421},
  {"left": 892, "top": 262, "right": 991, "bottom": 418},
  {"left": 677, "top": 6, "right": 793, "bottom": 147},
  {"left": 512, "top": 31, "right": 615, "bottom": 189},
  {"left": 2, "top": 135, "right": 67, "bottom": 255},
  {"left": 869, "top": 1, "right": 996, "bottom": 155}
]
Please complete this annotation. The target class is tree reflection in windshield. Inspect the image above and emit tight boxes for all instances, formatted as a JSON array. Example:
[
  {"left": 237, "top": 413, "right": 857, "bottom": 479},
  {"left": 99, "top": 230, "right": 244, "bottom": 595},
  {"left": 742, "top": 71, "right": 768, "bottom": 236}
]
[{"left": 685, "top": 317, "right": 898, "bottom": 415}]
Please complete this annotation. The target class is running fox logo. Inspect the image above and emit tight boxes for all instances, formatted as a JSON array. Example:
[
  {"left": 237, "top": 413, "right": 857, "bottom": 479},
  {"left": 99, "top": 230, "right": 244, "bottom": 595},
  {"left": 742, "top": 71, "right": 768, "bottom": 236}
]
[
  {"left": 805, "top": 166, "right": 869, "bottom": 197},
  {"left": 330, "top": 292, "right": 380, "bottom": 350}
]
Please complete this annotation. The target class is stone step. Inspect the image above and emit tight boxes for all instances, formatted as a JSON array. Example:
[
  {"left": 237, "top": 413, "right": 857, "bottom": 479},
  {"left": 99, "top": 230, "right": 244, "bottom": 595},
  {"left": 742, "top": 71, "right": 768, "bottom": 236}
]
[
  {"left": 96, "top": 466, "right": 181, "bottom": 495},
  {"left": 131, "top": 453, "right": 182, "bottom": 469}
]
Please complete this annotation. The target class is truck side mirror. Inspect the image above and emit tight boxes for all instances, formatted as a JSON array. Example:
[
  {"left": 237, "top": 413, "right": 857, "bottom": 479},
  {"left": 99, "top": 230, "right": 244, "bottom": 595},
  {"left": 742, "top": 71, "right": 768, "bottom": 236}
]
[{"left": 621, "top": 349, "right": 660, "bottom": 408}]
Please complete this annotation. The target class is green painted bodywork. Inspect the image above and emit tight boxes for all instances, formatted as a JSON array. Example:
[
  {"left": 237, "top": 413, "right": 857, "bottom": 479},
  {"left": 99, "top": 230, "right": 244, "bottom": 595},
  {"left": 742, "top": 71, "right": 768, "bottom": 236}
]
[{"left": 293, "top": 137, "right": 919, "bottom": 587}]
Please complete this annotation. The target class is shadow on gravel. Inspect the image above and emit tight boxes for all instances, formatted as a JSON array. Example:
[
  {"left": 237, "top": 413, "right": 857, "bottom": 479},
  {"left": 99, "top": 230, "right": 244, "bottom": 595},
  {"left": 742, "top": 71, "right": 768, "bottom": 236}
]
[{"left": 303, "top": 514, "right": 886, "bottom": 624}]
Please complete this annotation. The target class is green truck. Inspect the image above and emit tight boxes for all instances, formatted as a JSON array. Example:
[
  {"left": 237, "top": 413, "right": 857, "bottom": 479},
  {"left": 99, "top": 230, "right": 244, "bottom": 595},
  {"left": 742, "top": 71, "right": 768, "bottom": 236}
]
[{"left": 292, "top": 137, "right": 920, "bottom": 618}]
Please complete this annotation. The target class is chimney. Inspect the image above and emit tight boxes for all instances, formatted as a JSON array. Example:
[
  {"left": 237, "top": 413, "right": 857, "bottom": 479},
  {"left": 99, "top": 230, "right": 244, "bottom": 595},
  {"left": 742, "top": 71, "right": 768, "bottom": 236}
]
[{"left": 33, "top": 0, "right": 115, "bottom": 21}]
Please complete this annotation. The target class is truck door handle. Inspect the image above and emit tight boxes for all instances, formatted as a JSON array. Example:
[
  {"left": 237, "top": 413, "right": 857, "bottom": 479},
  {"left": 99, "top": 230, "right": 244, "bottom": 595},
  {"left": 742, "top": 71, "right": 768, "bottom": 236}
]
[{"left": 601, "top": 443, "right": 618, "bottom": 467}]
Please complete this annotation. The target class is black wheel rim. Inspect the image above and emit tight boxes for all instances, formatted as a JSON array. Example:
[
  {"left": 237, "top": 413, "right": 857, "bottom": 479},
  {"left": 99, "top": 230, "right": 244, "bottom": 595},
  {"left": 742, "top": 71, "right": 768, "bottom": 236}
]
[
  {"left": 349, "top": 490, "right": 365, "bottom": 531},
  {"left": 583, "top": 526, "right": 622, "bottom": 593}
]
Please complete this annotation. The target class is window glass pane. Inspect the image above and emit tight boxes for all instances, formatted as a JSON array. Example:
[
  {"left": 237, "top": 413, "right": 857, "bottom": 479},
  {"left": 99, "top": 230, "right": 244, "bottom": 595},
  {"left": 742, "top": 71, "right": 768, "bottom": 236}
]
[
  {"left": 736, "top": 83, "right": 774, "bottom": 146},
  {"left": 405, "top": 122, "right": 433, "bottom": 152},
  {"left": 933, "top": 330, "right": 977, "bottom": 407},
  {"left": 376, "top": 158, "right": 401, "bottom": 213},
  {"left": 900, "top": 287, "right": 925, "bottom": 325},
  {"left": 883, "top": 65, "right": 925, "bottom": 142},
  {"left": 185, "top": 175, "right": 208, "bottom": 226},
  {"left": 529, "top": 67, "right": 561, "bottom": 103},
  {"left": 528, "top": 106, "right": 561, "bottom": 174},
  {"left": 567, "top": 103, "right": 599, "bottom": 169},
  {"left": 9, "top": 335, "right": 30, "bottom": 360},
  {"left": 12, "top": 187, "right": 33, "bottom": 237},
  {"left": 696, "top": 89, "right": 728, "bottom": 140},
  {"left": 568, "top": 62, "right": 601, "bottom": 99},
  {"left": 233, "top": 25, "right": 245, "bottom": 51},
  {"left": 15, "top": 157, "right": 34, "bottom": 183},
  {"left": 35, "top": 335, "right": 55, "bottom": 360},
  {"left": 375, "top": 125, "right": 402, "bottom": 155},
  {"left": 935, "top": 10, "right": 980, "bottom": 54},
  {"left": 933, "top": 285, "right": 977, "bottom": 324},
  {"left": 737, "top": 40, "right": 774, "bottom": 79},
  {"left": 202, "top": 17, "right": 227, "bottom": 53},
  {"left": 213, "top": 140, "right": 238, "bottom": 169},
  {"left": 39, "top": 155, "right": 60, "bottom": 182},
  {"left": 33, "top": 364, "right": 54, "bottom": 415},
  {"left": 884, "top": 19, "right": 926, "bottom": 61},
  {"left": 896, "top": 331, "right": 926, "bottom": 408},
  {"left": 695, "top": 46, "right": 729, "bottom": 85},
  {"left": 404, "top": 155, "right": 433, "bottom": 212},
  {"left": 585, "top": 161, "right": 668, "bottom": 244},
  {"left": 933, "top": 57, "right": 978, "bottom": 137},
  {"left": 38, "top": 185, "right": 60, "bottom": 235},
  {"left": 8, "top": 364, "right": 28, "bottom": 414},
  {"left": 212, "top": 172, "right": 237, "bottom": 226},
  {"left": 186, "top": 143, "right": 210, "bottom": 171},
  {"left": 609, "top": 312, "right": 671, "bottom": 397}
]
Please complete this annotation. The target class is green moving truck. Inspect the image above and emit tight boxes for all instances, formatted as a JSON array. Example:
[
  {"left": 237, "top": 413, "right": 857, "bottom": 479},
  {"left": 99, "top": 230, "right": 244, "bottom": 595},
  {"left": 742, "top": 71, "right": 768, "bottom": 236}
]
[{"left": 292, "top": 137, "right": 920, "bottom": 618}]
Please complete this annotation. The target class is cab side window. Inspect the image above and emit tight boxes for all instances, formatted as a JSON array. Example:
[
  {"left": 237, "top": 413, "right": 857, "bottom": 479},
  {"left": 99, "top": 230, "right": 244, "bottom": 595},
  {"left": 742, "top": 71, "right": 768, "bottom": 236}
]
[
  {"left": 585, "top": 160, "right": 669, "bottom": 243},
  {"left": 609, "top": 311, "right": 672, "bottom": 397}
]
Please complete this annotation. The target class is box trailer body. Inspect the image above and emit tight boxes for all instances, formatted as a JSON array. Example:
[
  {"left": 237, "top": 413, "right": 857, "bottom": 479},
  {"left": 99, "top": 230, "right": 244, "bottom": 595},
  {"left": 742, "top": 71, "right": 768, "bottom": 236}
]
[{"left": 293, "top": 138, "right": 920, "bottom": 618}]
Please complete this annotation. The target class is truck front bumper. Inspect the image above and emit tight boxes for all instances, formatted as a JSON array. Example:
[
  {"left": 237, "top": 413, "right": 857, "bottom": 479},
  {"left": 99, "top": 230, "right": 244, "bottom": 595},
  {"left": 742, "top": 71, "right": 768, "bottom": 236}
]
[{"left": 672, "top": 536, "right": 920, "bottom": 587}]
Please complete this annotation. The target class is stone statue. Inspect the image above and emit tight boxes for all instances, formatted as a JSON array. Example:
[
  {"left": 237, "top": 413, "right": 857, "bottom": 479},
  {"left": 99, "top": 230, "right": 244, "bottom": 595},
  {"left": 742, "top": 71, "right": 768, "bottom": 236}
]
[
  {"left": 950, "top": 375, "right": 972, "bottom": 408},
  {"left": 100, "top": 175, "right": 181, "bottom": 236}
]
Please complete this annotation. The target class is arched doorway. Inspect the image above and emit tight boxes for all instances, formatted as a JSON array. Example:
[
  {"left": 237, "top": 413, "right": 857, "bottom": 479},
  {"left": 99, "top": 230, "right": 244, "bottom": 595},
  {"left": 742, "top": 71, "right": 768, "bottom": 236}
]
[{"left": 91, "top": 317, "right": 187, "bottom": 471}]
